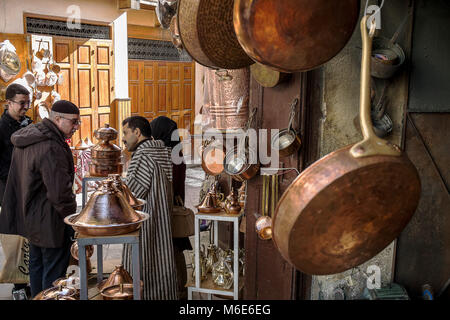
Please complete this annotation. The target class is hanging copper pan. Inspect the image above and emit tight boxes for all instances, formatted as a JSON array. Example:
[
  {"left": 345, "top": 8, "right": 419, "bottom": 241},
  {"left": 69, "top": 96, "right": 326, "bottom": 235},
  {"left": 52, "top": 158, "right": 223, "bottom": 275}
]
[
  {"left": 233, "top": 0, "right": 360, "bottom": 73},
  {"left": 177, "top": 0, "right": 253, "bottom": 69},
  {"left": 272, "top": 17, "right": 421, "bottom": 275}
]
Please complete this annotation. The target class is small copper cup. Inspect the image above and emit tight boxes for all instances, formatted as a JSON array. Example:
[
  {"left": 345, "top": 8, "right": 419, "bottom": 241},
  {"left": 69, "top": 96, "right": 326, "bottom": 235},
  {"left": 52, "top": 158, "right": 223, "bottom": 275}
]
[{"left": 255, "top": 215, "right": 272, "bottom": 240}]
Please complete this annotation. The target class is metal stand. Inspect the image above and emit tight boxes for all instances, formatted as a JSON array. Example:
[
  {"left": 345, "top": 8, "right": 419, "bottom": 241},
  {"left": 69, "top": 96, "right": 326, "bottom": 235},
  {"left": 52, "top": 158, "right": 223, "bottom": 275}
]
[
  {"left": 187, "top": 211, "right": 243, "bottom": 300},
  {"left": 76, "top": 231, "right": 142, "bottom": 300},
  {"left": 78, "top": 175, "right": 142, "bottom": 300}
]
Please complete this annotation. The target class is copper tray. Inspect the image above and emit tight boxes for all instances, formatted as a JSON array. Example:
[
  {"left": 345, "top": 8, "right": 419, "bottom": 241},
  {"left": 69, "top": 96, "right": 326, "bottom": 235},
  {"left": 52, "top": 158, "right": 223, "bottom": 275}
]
[{"left": 64, "top": 211, "right": 149, "bottom": 237}]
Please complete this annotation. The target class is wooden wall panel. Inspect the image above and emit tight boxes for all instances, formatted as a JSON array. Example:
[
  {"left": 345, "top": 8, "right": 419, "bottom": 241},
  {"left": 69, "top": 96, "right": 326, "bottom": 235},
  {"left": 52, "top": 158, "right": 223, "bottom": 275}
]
[
  {"left": 97, "top": 69, "right": 110, "bottom": 106},
  {"left": 77, "top": 69, "right": 92, "bottom": 108},
  {"left": 128, "top": 60, "right": 195, "bottom": 131}
]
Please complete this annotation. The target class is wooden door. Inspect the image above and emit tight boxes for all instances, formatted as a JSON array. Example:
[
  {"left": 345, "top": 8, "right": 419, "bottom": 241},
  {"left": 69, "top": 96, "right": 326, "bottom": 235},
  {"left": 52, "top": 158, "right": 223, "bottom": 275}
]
[
  {"left": 128, "top": 60, "right": 195, "bottom": 133},
  {"left": 54, "top": 38, "right": 114, "bottom": 146}
]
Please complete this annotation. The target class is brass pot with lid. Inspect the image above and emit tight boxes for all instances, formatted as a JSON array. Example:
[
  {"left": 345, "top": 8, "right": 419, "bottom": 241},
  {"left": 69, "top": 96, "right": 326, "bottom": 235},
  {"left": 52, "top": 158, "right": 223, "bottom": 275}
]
[
  {"left": 108, "top": 174, "right": 146, "bottom": 211},
  {"left": 64, "top": 179, "right": 149, "bottom": 236},
  {"left": 89, "top": 124, "right": 123, "bottom": 177}
]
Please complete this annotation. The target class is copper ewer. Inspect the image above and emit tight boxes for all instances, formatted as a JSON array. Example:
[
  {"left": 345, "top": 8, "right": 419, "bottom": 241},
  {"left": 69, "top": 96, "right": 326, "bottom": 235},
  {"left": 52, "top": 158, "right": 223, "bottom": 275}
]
[
  {"left": 64, "top": 179, "right": 149, "bottom": 237},
  {"left": 108, "top": 174, "right": 146, "bottom": 210}
]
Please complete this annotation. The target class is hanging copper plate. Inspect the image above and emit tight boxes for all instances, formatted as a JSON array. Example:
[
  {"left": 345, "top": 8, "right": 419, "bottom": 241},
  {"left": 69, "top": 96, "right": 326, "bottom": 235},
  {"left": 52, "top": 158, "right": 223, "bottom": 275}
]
[
  {"left": 178, "top": 0, "right": 253, "bottom": 69},
  {"left": 233, "top": 0, "right": 360, "bottom": 72}
]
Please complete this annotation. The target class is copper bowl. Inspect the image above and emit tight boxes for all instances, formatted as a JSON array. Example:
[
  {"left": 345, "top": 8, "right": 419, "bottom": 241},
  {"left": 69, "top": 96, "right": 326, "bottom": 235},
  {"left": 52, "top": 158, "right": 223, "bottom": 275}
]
[
  {"left": 64, "top": 212, "right": 148, "bottom": 237},
  {"left": 101, "top": 284, "right": 134, "bottom": 300}
]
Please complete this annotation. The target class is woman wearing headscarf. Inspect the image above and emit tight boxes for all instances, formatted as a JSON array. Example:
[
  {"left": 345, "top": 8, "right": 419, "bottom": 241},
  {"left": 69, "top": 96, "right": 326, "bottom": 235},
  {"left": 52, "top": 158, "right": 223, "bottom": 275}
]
[{"left": 150, "top": 116, "right": 192, "bottom": 300}]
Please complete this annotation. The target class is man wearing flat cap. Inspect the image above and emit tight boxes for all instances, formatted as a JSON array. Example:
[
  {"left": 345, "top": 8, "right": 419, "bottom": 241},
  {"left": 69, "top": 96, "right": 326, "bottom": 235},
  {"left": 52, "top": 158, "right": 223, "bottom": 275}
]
[{"left": 0, "top": 100, "right": 81, "bottom": 297}]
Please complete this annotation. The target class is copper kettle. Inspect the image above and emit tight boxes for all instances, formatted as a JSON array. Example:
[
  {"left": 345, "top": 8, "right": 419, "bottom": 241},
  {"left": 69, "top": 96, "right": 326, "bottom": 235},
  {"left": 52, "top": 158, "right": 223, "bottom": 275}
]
[{"left": 64, "top": 179, "right": 149, "bottom": 236}]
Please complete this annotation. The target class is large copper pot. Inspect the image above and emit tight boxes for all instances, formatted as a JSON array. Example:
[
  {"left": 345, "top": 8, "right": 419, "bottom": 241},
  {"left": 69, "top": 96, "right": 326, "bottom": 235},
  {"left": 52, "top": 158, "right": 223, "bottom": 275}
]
[
  {"left": 272, "top": 17, "right": 421, "bottom": 275},
  {"left": 177, "top": 0, "right": 253, "bottom": 69},
  {"left": 64, "top": 179, "right": 149, "bottom": 237},
  {"left": 89, "top": 124, "right": 123, "bottom": 177},
  {"left": 233, "top": 0, "right": 359, "bottom": 72}
]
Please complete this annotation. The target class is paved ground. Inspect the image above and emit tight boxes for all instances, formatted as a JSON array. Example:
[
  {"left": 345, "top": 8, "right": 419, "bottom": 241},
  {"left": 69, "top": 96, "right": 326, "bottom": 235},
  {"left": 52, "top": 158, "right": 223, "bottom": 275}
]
[{"left": 0, "top": 165, "right": 207, "bottom": 300}]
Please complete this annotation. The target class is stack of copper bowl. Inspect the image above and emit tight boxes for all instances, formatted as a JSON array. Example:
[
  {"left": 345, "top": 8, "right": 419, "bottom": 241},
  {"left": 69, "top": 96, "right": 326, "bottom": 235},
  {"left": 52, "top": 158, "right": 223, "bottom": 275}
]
[{"left": 89, "top": 124, "right": 123, "bottom": 177}]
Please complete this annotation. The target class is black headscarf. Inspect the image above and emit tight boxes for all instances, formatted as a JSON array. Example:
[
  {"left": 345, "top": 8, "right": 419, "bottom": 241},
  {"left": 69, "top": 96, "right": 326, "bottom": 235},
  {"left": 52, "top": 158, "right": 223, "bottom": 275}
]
[{"left": 150, "top": 116, "right": 179, "bottom": 148}]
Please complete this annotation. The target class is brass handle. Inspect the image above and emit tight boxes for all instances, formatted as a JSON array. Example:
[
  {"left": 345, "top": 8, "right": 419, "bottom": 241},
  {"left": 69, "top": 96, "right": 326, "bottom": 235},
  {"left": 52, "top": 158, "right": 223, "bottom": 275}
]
[{"left": 350, "top": 16, "right": 401, "bottom": 158}]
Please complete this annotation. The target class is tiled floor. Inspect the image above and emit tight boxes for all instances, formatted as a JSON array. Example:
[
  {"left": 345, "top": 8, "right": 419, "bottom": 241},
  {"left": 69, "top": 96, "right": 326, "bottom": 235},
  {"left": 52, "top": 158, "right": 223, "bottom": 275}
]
[{"left": 0, "top": 165, "right": 206, "bottom": 300}]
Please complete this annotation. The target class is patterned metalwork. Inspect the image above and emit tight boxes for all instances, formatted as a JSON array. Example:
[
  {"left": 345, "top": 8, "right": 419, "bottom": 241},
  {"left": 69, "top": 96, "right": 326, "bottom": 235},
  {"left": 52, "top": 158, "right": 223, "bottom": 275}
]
[
  {"left": 128, "top": 38, "right": 192, "bottom": 62},
  {"left": 26, "top": 17, "right": 111, "bottom": 40}
]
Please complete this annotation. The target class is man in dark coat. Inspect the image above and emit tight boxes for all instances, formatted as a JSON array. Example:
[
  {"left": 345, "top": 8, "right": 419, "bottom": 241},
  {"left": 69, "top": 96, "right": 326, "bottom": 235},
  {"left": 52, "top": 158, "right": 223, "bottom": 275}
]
[
  {"left": 0, "top": 83, "right": 33, "bottom": 203},
  {"left": 0, "top": 83, "right": 33, "bottom": 299},
  {"left": 0, "top": 100, "right": 81, "bottom": 297}
]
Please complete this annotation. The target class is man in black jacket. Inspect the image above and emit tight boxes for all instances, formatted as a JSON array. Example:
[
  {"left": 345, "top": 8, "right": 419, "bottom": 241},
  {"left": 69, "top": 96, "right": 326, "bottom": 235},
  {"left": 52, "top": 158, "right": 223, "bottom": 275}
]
[
  {"left": 0, "top": 100, "right": 80, "bottom": 298},
  {"left": 0, "top": 83, "right": 33, "bottom": 299},
  {"left": 0, "top": 83, "right": 32, "bottom": 203}
]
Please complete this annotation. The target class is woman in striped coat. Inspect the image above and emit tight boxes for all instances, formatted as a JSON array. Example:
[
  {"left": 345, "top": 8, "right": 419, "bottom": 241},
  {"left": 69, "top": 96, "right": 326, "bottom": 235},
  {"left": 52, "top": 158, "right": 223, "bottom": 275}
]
[{"left": 121, "top": 116, "right": 178, "bottom": 300}]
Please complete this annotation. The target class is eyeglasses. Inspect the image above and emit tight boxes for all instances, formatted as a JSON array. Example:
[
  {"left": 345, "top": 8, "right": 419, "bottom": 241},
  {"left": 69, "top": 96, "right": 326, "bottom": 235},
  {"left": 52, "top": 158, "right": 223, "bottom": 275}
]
[
  {"left": 59, "top": 116, "right": 82, "bottom": 125},
  {"left": 10, "top": 100, "right": 30, "bottom": 108}
]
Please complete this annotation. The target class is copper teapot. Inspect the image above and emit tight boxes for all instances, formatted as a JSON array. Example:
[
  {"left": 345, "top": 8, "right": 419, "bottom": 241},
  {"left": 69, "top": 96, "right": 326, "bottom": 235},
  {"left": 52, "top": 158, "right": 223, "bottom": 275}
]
[
  {"left": 64, "top": 179, "right": 149, "bottom": 236},
  {"left": 223, "top": 189, "right": 241, "bottom": 215}
]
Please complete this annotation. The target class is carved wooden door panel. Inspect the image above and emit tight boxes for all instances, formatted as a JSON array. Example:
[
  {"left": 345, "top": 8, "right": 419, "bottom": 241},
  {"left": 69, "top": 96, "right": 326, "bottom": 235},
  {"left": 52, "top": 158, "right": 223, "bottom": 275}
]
[
  {"left": 128, "top": 60, "right": 194, "bottom": 133},
  {"left": 53, "top": 38, "right": 114, "bottom": 146}
]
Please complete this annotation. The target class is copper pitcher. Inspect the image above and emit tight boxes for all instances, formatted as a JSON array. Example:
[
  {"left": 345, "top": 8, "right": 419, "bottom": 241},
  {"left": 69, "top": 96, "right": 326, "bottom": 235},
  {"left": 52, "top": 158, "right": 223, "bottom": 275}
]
[{"left": 64, "top": 179, "right": 149, "bottom": 236}]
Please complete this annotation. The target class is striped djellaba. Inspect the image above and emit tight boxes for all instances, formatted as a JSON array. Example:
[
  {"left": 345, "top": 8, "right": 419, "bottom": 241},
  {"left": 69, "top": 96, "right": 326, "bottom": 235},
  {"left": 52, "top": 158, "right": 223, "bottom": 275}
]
[{"left": 122, "top": 139, "right": 178, "bottom": 300}]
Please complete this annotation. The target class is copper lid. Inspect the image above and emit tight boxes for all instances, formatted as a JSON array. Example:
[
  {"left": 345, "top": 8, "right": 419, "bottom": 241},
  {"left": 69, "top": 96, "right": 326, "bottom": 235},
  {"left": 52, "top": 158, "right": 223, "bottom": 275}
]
[
  {"left": 97, "top": 264, "right": 133, "bottom": 292},
  {"left": 94, "top": 124, "right": 118, "bottom": 141},
  {"left": 64, "top": 180, "right": 149, "bottom": 236},
  {"left": 72, "top": 179, "right": 142, "bottom": 226},
  {"left": 107, "top": 174, "right": 146, "bottom": 209},
  {"left": 75, "top": 139, "right": 90, "bottom": 150}
]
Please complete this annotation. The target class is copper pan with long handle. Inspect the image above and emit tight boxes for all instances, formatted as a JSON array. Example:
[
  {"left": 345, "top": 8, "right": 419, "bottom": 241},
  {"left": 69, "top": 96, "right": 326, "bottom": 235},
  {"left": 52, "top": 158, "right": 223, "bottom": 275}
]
[
  {"left": 233, "top": 0, "right": 360, "bottom": 73},
  {"left": 272, "top": 16, "right": 421, "bottom": 275}
]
